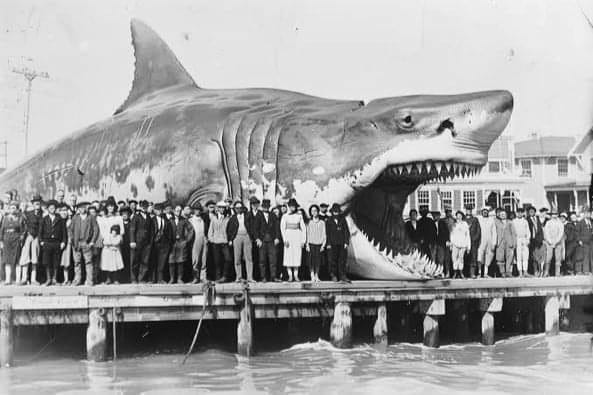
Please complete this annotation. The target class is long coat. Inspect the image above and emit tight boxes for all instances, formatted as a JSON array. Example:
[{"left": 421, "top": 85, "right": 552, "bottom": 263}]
[
  {"left": 0, "top": 214, "right": 26, "bottom": 268},
  {"left": 168, "top": 216, "right": 194, "bottom": 263}
]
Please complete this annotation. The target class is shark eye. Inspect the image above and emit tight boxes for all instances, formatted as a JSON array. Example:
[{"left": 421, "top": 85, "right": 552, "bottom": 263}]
[{"left": 398, "top": 114, "right": 414, "bottom": 129}]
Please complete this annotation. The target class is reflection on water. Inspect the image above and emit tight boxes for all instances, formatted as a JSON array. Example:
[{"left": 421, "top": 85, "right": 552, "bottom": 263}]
[{"left": 1, "top": 333, "right": 593, "bottom": 394}]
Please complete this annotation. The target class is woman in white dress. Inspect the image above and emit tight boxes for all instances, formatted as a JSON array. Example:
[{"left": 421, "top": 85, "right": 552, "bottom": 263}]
[
  {"left": 280, "top": 198, "right": 306, "bottom": 282},
  {"left": 96, "top": 200, "right": 124, "bottom": 283},
  {"left": 100, "top": 224, "right": 124, "bottom": 284}
]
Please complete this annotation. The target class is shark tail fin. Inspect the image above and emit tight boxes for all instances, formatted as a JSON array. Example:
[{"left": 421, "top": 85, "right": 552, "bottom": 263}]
[{"left": 115, "top": 18, "right": 198, "bottom": 114}]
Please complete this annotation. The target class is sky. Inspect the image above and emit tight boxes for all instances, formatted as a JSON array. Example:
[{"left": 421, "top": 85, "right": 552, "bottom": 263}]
[{"left": 1, "top": 0, "right": 593, "bottom": 168}]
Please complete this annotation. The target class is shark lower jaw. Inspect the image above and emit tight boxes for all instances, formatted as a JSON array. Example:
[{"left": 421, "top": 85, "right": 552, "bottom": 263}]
[{"left": 342, "top": 158, "right": 483, "bottom": 279}]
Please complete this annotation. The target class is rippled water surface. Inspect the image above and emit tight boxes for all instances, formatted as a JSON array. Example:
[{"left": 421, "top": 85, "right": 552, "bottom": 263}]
[{"left": 2, "top": 333, "right": 593, "bottom": 394}]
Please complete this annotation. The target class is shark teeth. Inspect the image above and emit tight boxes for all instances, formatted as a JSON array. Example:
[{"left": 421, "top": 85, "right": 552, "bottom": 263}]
[{"left": 380, "top": 161, "right": 483, "bottom": 184}]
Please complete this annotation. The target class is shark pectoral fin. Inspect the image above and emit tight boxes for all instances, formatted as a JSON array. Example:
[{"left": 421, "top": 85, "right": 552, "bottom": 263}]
[{"left": 115, "top": 18, "right": 199, "bottom": 114}]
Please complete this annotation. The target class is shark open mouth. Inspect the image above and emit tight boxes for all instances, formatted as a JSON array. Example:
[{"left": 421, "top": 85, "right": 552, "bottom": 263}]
[{"left": 345, "top": 159, "right": 483, "bottom": 279}]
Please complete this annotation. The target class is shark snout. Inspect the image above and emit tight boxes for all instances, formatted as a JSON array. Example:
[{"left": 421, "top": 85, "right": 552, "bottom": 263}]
[{"left": 441, "top": 90, "right": 513, "bottom": 163}]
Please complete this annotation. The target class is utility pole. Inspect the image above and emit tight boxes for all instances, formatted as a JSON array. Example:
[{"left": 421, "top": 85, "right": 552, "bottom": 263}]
[{"left": 12, "top": 66, "right": 49, "bottom": 156}]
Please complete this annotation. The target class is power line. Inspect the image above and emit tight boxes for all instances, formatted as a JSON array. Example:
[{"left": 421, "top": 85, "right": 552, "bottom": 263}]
[{"left": 12, "top": 66, "right": 49, "bottom": 156}]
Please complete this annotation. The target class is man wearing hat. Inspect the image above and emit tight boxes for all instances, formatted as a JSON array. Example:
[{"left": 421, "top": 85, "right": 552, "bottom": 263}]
[
  {"left": 19, "top": 193, "right": 44, "bottom": 284},
  {"left": 543, "top": 211, "right": 565, "bottom": 277},
  {"left": 70, "top": 201, "right": 100, "bottom": 286},
  {"left": 254, "top": 199, "right": 281, "bottom": 282},
  {"left": 564, "top": 212, "right": 578, "bottom": 275},
  {"left": 527, "top": 206, "right": 545, "bottom": 276},
  {"left": 39, "top": 199, "right": 68, "bottom": 285},
  {"left": 247, "top": 196, "right": 261, "bottom": 278},
  {"left": 513, "top": 208, "right": 530, "bottom": 277},
  {"left": 129, "top": 200, "right": 154, "bottom": 283},
  {"left": 325, "top": 203, "right": 351, "bottom": 282},
  {"left": 576, "top": 208, "right": 593, "bottom": 274},
  {"left": 119, "top": 206, "right": 133, "bottom": 282},
  {"left": 319, "top": 203, "right": 330, "bottom": 221},
  {"left": 151, "top": 203, "right": 173, "bottom": 283},
  {"left": 476, "top": 207, "right": 496, "bottom": 277},
  {"left": 228, "top": 201, "right": 256, "bottom": 282},
  {"left": 417, "top": 206, "right": 437, "bottom": 262},
  {"left": 464, "top": 204, "right": 481, "bottom": 278},
  {"left": 189, "top": 203, "right": 208, "bottom": 283},
  {"left": 168, "top": 205, "right": 194, "bottom": 283},
  {"left": 128, "top": 199, "right": 138, "bottom": 219},
  {"left": 208, "top": 201, "right": 232, "bottom": 282}
]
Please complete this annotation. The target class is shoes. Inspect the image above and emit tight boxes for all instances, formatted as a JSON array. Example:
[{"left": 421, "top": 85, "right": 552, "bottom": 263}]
[
  {"left": 113, "top": 281, "right": 120, "bottom": 285},
  {"left": 331, "top": 276, "right": 338, "bottom": 282}
]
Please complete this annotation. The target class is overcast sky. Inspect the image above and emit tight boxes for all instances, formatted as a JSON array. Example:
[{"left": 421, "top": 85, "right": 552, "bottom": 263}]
[{"left": 1, "top": 0, "right": 593, "bottom": 168}]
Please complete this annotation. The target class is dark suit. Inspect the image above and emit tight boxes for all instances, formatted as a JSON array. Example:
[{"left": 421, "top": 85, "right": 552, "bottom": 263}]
[
  {"left": 465, "top": 216, "right": 481, "bottom": 275},
  {"left": 528, "top": 216, "right": 545, "bottom": 274},
  {"left": 564, "top": 221, "right": 578, "bottom": 274},
  {"left": 169, "top": 216, "right": 194, "bottom": 282},
  {"left": 436, "top": 218, "right": 451, "bottom": 275},
  {"left": 121, "top": 219, "right": 131, "bottom": 283},
  {"left": 39, "top": 214, "right": 67, "bottom": 281},
  {"left": 576, "top": 218, "right": 593, "bottom": 273},
  {"left": 152, "top": 215, "right": 173, "bottom": 283},
  {"left": 254, "top": 211, "right": 281, "bottom": 280},
  {"left": 417, "top": 216, "right": 437, "bottom": 259},
  {"left": 130, "top": 211, "right": 153, "bottom": 282},
  {"left": 405, "top": 221, "right": 420, "bottom": 248},
  {"left": 325, "top": 215, "right": 350, "bottom": 280}
]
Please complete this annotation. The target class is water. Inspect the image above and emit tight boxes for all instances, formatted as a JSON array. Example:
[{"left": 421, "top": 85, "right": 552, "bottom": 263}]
[{"left": 1, "top": 333, "right": 593, "bottom": 394}]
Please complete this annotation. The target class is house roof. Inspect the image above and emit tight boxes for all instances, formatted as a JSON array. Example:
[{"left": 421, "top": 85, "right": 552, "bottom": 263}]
[{"left": 514, "top": 136, "right": 576, "bottom": 158}]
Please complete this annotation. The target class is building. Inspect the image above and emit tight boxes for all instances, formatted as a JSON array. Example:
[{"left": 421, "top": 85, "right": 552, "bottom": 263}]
[
  {"left": 406, "top": 135, "right": 525, "bottom": 213},
  {"left": 514, "top": 135, "right": 586, "bottom": 212},
  {"left": 405, "top": 131, "right": 593, "bottom": 215}
]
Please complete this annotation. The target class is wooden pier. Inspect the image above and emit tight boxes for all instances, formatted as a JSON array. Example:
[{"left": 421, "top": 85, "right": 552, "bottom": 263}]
[{"left": 0, "top": 276, "right": 592, "bottom": 365}]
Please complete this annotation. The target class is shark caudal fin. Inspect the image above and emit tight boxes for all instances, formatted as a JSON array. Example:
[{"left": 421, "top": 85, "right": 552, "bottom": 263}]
[{"left": 115, "top": 19, "right": 198, "bottom": 114}]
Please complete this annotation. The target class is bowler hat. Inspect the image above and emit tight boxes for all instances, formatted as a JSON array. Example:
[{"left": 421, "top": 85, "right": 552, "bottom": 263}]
[
  {"left": 261, "top": 199, "right": 271, "bottom": 208},
  {"left": 46, "top": 199, "right": 58, "bottom": 208},
  {"left": 128, "top": 199, "right": 138, "bottom": 205},
  {"left": 76, "top": 201, "right": 90, "bottom": 209},
  {"left": 249, "top": 196, "right": 260, "bottom": 204},
  {"left": 330, "top": 203, "right": 342, "bottom": 213},
  {"left": 119, "top": 207, "right": 131, "bottom": 214},
  {"left": 139, "top": 200, "right": 149, "bottom": 208},
  {"left": 320, "top": 203, "right": 329, "bottom": 208},
  {"left": 31, "top": 193, "right": 42, "bottom": 203},
  {"left": 154, "top": 203, "right": 164, "bottom": 210}
]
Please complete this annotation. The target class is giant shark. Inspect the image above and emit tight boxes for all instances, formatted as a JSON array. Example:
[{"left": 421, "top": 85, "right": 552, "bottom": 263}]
[{"left": 0, "top": 20, "right": 513, "bottom": 280}]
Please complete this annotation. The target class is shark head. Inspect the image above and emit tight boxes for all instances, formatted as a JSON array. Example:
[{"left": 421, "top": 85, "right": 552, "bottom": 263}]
[{"left": 276, "top": 90, "right": 513, "bottom": 279}]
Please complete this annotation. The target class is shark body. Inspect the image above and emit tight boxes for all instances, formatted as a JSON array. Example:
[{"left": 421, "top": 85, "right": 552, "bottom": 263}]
[{"left": 0, "top": 20, "right": 513, "bottom": 279}]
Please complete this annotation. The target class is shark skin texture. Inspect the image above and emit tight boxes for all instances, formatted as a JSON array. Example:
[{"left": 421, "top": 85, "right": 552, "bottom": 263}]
[{"left": 0, "top": 19, "right": 513, "bottom": 280}]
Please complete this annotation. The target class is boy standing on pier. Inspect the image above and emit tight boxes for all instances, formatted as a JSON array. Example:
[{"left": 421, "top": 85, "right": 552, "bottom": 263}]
[{"left": 19, "top": 194, "right": 43, "bottom": 285}]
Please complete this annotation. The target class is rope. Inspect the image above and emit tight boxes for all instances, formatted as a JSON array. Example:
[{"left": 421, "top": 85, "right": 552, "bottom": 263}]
[{"left": 182, "top": 281, "right": 215, "bottom": 364}]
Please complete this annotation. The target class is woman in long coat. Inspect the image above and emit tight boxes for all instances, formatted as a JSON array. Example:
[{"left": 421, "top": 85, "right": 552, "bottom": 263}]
[
  {"left": 280, "top": 199, "right": 306, "bottom": 282},
  {"left": 0, "top": 201, "right": 26, "bottom": 285}
]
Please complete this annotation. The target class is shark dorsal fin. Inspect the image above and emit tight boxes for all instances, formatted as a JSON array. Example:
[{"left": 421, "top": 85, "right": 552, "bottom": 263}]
[{"left": 115, "top": 19, "right": 198, "bottom": 114}]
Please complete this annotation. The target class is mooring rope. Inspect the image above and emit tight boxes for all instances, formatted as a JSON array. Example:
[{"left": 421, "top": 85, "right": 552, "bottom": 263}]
[{"left": 182, "top": 281, "right": 215, "bottom": 364}]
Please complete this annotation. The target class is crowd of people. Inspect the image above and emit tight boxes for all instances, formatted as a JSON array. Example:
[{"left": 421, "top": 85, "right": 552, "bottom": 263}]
[
  {"left": 406, "top": 205, "right": 593, "bottom": 278},
  {"left": 0, "top": 190, "right": 351, "bottom": 286}
]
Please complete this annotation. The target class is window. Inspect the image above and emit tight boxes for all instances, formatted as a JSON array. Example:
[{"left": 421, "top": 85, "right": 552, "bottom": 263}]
[
  {"left": 488, "top": 161, "right": 500, "bottom": 173},
  {"left": 463, "top": 191, "right": 476, "bottom": 209},
  {"left": 440, "top": 191, "right": 452, "bottom": 209},
  {"left": 417, "top": 190, "right": 429, "bottom": 208},
  {"left": 520, "top": 160, "right": 532, "bottom": 177},
  {"left": 558, "top": 159, "right": 568, "bottom": 177}
]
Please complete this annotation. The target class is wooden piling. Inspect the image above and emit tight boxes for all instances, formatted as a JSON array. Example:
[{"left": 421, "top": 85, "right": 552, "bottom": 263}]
[
  {"left": 478, "top": 298, "right": 503, "bottom": 346},
  {"left": 416, "top": 300, "right": 445, "bottom": 348},
  {"left": 545, "top": 296, "right": 560, "bottom": 336},
  {"left": 86, "top": 309, "right": 107, "bottom": 362},
  {"left": 559, "top": 294, "right": 571, "bottom": 331},
  {"left": 330, "top": 302, "right": 352, "bottom": 348},
  {"left": 237, "top": 289, "right": 255, "bottom": 356},
  {"left": 0, "top": 307, "right": 14, "bottom": 367},
  {"left": 373, "top": 304, "right": 388, "bottom": 345}
]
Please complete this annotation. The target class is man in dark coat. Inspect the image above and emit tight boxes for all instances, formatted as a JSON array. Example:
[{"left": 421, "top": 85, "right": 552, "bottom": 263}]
[
  {"left": 168, "top": 205, "right": 194, "bottom": 283},
  {"left": 564, "top": 212, "right": 578, "bottom": 275},
  {"left": 464, "top": 205, "right": 482, "bottom": 278},
  {"left": 527, "top": 206, "right": 545, "bottom": 275},
  {"left": 152, "top": 203, "right": 173, "bottom": 283},
  {"left": 254, "top": 199, "right": 281, "bottom": 282},
  {"left": 404, "top": 209, "right": 420, "bottom": 249},
  {"left": 246, "top": 196, "right": 260, "bottom": 279},
  {"left": 576, "top": 208, "right": 593, "bottom": 274},
  {"left": 39, "top": 200, "right": 67, "bottom": 285},
  {"left": 129, "top": 200, "right": 153, "bottom": 283},
  {"left": 325, "top": 203, "right": 351, "bottom": 282},
  {"left": 70, "top": 202, "right": 100, "bottom": 286},
  {"left": 120, "top": 206, "right": 132, "bottom": 283},
  {"left": 433, "top": 211, "right": 451, "bottom": 277},
  {"left": 227, "top": 201, "right": 256, "bottom": 282},
  {"left": 417, "top": 206, "right": 437, "bottom": 260},
  {"left": 20, "top": 193, "right": 44, "bottom": 285}
]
